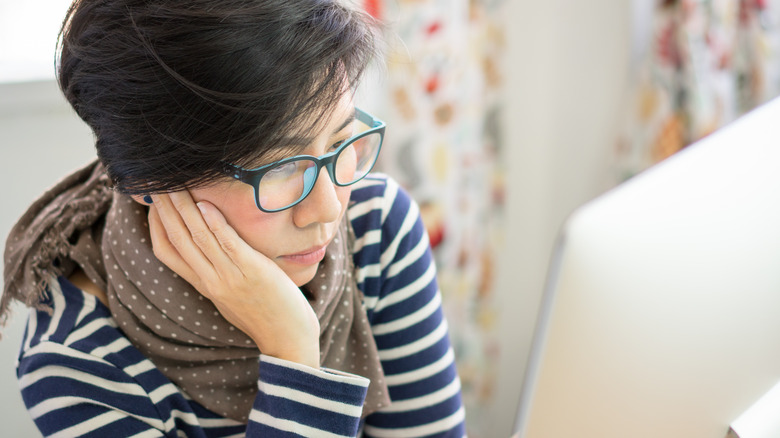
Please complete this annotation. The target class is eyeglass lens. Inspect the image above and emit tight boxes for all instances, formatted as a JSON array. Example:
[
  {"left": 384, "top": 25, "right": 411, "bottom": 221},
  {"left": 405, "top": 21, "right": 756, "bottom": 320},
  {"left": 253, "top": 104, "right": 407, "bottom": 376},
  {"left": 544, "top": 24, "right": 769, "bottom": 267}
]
[{"left": 255, "top": 127, "right": 381, "bottom": 211}]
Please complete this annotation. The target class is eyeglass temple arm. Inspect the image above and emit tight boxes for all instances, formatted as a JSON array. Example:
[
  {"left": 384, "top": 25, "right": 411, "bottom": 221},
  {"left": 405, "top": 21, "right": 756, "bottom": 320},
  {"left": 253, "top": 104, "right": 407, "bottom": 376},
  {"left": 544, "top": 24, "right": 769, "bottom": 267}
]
[
  {"left": 222, "top": 162, "right": 246, "bottom": 180},
  {"left": 355, "top": 108, "right": 385, "bottom": 129}
]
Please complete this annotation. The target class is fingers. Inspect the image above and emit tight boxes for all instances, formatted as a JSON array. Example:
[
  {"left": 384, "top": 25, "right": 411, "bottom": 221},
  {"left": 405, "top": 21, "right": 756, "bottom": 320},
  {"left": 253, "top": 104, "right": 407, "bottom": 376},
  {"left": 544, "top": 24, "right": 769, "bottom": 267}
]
[
  {"left": 147, "top": 191, "right": 322, "bottom": 364},
  {"left": 150, "top": 191, "right": 241, "bottom": 289},
  {"left": 147, "top": 203, "right": 203, "bottom": 290},
  {"left": 195, "top": 200, "right": 258, "bottom": 270}
]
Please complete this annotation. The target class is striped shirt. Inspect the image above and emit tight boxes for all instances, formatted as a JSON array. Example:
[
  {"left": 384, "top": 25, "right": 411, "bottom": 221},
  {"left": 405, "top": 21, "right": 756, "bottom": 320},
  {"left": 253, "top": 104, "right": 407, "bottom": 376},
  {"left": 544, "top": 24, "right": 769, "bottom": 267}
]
[{"left": 16, "top": 174, "right": 466, "bottom": 437}]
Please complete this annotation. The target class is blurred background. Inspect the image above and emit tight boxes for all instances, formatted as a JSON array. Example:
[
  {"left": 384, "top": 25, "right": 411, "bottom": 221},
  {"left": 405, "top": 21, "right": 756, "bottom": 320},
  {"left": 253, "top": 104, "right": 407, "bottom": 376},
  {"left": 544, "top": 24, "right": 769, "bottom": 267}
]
[{"left": 2, "top": 0, "right": 779, "bottom": 436}]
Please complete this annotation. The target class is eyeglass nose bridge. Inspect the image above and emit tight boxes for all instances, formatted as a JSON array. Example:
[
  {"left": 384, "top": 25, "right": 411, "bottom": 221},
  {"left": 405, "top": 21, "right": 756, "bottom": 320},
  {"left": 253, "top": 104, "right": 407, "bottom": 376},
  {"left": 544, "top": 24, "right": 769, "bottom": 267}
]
[{"left": 300, "top": 150, "right": 343, "bottom": 199}]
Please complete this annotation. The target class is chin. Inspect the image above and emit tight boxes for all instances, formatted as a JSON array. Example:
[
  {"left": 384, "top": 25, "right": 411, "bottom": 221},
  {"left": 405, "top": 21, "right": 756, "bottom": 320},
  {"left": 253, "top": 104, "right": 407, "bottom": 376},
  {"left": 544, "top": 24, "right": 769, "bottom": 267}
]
[{"left": 289, "top": 265, "right": 320, "bottom": 287}]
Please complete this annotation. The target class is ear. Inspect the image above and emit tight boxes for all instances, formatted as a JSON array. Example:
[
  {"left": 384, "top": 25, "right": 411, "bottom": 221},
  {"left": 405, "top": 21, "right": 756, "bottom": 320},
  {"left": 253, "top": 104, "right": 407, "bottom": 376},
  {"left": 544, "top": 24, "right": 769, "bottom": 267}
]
[{"left": 129, "top": 194, "right": 154, "bottom": 205}]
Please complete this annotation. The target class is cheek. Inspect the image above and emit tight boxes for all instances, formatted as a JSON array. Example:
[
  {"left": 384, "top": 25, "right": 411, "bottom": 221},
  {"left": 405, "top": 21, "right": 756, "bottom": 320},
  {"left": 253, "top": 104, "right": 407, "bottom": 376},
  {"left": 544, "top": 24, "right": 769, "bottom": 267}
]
[
  {"left": 190, "top": 184, "right": 284, "bottom": 253},
  {"left": 191, "top": 183, "right": 254, "bottom": 218}
]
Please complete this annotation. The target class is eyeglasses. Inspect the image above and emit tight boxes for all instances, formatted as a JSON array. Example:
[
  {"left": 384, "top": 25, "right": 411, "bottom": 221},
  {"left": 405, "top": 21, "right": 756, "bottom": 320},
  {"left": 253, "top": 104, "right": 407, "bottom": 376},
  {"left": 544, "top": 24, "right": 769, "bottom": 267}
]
[{"left": 223, "top": 108, "right": 385, "bottom": 212}]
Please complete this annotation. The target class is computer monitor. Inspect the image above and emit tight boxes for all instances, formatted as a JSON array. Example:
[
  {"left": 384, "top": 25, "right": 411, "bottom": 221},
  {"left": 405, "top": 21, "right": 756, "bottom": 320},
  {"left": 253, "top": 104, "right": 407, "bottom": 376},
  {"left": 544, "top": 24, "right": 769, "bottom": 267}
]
[{"left": 512, "top": 97, "right": 780, "bottom": 438}]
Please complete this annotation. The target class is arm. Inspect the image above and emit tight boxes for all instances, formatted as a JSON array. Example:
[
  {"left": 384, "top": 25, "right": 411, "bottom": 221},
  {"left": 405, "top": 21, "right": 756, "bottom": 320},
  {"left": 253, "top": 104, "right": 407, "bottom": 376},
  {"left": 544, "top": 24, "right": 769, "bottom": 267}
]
[
  {"left": 148, "top": 192, "right": 321, "bottom": 368},
  {"left": 147, "top": 191, "right": 372, "bottom": 435},
  {"left": 19, "top": 341, "right": 172, "bottom": 437},
  {"left": 19, "top": 344, "right": 370, "bottom": 437},
  {"left": 18, "top": 288, "right": 370, "bottom": 437},
  {"left": 248, "top": 355, "right": 368, "bottom": 436},
  {"left": 351, "top": 177, "right": 466, "bottom": 437}
]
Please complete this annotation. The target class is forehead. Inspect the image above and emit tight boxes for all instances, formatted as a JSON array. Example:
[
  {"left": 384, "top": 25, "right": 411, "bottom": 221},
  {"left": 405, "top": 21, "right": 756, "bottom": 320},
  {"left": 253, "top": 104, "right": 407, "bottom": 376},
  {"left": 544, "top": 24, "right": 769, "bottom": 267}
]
[
  {"left": 249, "top": 93, "right": 357, "bottom": 165},
  {"left": 301, "top": 91, "right": 356, "bottom": 137},
  {"left": 294, "top": 91, "right": 355, "bottom": 136}
]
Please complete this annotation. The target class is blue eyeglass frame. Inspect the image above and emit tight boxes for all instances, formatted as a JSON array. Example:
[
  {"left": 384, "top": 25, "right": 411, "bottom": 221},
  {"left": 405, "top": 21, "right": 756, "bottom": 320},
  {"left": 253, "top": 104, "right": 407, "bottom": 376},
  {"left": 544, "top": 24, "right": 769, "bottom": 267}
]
[{"left": 223, "top": 107, "right": 386, "bottom": 213}]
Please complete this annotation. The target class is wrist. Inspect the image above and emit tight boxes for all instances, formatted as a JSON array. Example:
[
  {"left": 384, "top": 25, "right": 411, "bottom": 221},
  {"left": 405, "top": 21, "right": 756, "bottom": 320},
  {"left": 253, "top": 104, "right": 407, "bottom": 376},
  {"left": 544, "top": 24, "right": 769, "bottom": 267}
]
[{"left": 264, "top": 344, "right": 320, "bottom": 369}]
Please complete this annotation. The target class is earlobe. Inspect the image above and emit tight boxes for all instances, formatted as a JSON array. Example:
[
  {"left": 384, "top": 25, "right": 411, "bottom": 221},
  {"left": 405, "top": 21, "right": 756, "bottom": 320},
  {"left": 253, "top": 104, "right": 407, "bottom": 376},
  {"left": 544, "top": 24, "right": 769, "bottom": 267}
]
[{"left": 129, "top": 194, "right": 154, "bottom": 205}]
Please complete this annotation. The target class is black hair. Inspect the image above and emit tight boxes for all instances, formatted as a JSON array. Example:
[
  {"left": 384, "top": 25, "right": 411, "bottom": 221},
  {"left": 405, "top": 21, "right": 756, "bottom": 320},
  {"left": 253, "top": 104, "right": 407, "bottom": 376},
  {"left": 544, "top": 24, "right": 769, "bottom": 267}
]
[{"left": 57, "top": 0, "right": 381, "bottom": 194}]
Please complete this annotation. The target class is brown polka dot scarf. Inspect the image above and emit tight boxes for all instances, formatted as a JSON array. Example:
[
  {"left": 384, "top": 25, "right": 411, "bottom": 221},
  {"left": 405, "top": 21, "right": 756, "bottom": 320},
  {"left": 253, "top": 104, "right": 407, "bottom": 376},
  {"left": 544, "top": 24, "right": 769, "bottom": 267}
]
[{"left": 3, "top": 160, "right": 390, "bottom": 422}]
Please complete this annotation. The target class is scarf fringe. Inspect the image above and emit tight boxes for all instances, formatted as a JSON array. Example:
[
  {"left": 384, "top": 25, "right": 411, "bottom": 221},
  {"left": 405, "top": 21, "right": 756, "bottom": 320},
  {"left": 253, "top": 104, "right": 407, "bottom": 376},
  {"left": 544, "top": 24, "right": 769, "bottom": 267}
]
[
  {"left": 2, "top": 159, "right": 110, "bottom": 329},
  {"left": 1, "top": 160, "right": 391, "bottom": 418}
]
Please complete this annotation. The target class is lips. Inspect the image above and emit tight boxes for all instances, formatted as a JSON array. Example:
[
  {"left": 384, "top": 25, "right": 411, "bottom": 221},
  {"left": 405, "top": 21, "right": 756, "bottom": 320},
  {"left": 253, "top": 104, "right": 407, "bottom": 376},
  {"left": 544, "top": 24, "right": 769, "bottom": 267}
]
[{"left": 280, "top": 243, "right": 329, "bottom": 265}]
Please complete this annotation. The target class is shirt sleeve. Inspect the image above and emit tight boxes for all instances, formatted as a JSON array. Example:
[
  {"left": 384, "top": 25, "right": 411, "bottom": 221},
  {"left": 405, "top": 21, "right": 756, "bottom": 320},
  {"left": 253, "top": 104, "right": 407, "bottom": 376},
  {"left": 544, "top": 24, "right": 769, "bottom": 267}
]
[
  {"left": 351, "top": 176, "right": 467, "bottom": 437},
  {"left": 247, "top": 354, "right": 369, "bottom": 436},
  {"left": 19, "top": 345, "right": 371, "bottom": 438},
  {"left": 18, "top": 341, "right": 172, "bottom": 437},
  {"left": 17, "top": 277, "right": 373, "bottom": 438}
]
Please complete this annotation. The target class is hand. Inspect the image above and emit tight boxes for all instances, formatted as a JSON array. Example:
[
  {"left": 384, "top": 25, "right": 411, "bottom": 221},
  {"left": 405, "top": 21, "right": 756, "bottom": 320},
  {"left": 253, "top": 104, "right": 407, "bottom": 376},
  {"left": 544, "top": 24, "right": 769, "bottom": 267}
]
[{"left": 146, "top": 191, "right": 321, "bottom": 368}]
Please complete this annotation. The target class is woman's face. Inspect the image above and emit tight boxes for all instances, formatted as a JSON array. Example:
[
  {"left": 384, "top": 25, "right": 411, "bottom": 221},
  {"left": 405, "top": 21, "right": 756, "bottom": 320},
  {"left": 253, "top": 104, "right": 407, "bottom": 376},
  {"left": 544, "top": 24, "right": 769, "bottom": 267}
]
[{"left": 189, "top": 94, "right": 356, "bottom": 287}]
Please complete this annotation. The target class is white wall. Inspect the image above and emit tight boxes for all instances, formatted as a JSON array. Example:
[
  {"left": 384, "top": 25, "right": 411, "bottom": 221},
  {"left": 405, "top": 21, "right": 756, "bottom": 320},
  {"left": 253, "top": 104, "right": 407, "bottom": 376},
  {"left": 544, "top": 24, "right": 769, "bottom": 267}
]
[
  {"left": 0, "top": 0, "right": 73, "bottom": 83},
  {"left": 485, "top": 0, "right": 631, "bottom": 436},
  {"left": 0, "top": 80, "right": 96, "bottom": 436},
  {"left": 0, "top": 1, "right": 632, "bottom": 435}
]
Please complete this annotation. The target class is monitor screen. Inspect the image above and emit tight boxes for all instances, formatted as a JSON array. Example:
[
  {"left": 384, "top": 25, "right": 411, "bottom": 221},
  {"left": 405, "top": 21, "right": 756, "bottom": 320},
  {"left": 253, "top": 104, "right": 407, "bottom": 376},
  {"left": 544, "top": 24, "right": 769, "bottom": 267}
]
[{"left": 512, "top": 98, "right": 780, "bottom": 438}]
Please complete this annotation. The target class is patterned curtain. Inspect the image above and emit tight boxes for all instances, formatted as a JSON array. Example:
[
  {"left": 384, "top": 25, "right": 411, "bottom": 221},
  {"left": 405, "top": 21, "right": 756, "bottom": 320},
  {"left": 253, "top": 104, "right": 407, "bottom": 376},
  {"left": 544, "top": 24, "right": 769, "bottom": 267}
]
[
  {"left": 616, "top": 0, "right": 780, "bottom": 180},
  {"left": 360, "top": 0, "right": 507, "bottom": 434}
]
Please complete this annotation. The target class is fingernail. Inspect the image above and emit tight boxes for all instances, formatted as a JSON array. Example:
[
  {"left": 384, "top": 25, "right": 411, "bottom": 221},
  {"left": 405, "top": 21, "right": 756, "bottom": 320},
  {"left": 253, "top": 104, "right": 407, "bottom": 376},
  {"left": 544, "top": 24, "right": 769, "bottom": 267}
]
[
  {"left": 143, "top": 195, "right": 153, "bottom": 204},
  {"left": 196, "top": 202, "right": 206, "bottom": 215}
]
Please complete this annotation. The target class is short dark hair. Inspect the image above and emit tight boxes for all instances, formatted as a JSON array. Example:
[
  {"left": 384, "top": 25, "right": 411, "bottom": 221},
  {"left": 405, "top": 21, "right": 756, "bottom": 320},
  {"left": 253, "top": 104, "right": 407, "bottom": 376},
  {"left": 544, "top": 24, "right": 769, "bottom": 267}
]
[{"left": 57, "top": 0, "right": 381, "bottom": 195}]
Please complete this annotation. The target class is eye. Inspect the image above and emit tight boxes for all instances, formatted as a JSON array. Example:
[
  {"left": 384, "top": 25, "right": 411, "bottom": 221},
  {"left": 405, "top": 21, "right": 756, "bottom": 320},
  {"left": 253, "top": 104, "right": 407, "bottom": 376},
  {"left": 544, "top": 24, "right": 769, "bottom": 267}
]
[
  {"left": 329, "top": 123, "right": 356, "bottom": 151},
  {"left": 265, "top": 161, "right": 298, "bottom": 177},
  {"left": 330, "top": 138, "right": 349, "bottom": 151}
]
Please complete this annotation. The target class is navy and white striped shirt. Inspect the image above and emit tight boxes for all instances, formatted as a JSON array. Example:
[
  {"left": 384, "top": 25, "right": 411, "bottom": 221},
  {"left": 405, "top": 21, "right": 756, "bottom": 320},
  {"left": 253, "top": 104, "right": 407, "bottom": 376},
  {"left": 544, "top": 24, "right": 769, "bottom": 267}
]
[{"left": 17, "top": 175, "right": 466, "bottom": 437}]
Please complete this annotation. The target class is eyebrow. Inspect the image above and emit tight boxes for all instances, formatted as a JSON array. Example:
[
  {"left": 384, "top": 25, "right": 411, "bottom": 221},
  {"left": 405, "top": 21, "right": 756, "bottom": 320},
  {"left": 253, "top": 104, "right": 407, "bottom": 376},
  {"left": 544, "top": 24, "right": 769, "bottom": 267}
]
[
  {"left": 280, "top": 110, "right": 357, "bottom": 147},
  {"left": 333, "top": 111, "right": 356, "bottom": 135}
]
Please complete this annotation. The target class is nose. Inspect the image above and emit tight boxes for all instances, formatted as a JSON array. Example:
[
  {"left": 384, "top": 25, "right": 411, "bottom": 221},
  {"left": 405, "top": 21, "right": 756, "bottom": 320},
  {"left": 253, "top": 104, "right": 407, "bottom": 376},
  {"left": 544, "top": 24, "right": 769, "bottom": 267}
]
[{"left": 292, "top": 166, "right": 344, "bottom": 228}]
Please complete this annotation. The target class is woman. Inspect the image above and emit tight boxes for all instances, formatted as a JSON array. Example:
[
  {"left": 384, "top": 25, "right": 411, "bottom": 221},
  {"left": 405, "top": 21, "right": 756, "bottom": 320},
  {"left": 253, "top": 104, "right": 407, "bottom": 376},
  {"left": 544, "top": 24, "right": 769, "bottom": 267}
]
[{"left": 1, "top": 0, "right": 465, "bottom": 436}]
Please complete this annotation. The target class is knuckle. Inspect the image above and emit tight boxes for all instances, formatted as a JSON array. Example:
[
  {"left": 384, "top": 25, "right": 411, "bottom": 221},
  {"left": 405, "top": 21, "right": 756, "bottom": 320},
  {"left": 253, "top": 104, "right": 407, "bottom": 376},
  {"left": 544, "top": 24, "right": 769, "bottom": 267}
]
[
  {"left": 224, "top": 275, "right": 244, "bottom": 291},
  {"left": 169, "top": 195, "right": 188, "bottom": 211},
  {"left": 152, "top": 245, "right": 172, "bottom": 266},
  {"left": 152, "top": 245, "right": 164, "bottom": 261},
  {"left": 217, "top": 234, "right": 238, "bottom": 254},
  {"left": 166, "top": 230, "right": 185, "bottom": 249},
  {"left": 199, "top": 277, "right": 218, "bottom": 296},
  {"left": 206, "top": 220, "right": 224, "bottom": 237},
  {"left": 190, "top": 229, "right": 211, "bottom": 248}
]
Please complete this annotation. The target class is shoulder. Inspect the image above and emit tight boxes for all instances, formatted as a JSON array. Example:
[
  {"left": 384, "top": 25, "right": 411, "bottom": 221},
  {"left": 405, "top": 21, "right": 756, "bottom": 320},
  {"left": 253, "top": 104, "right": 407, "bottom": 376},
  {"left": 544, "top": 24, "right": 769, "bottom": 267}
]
[
  {"left": 68, "top": 268, "right": 109, "bottom": 306},
  {"left": 19, "top": 276, "right": 155, "bottom": 386},
  {"left": 21, "top": 276, "right": 115, "bottom": 351},
  {"left": 348, "top": 174, "right": 435, "bottom": 308},
  {"left": 348, "top": 173, "right": 400, "bottom": 220},
  {"left": 348, "top": 173, "right": 420, "bottom": 244},
  {"left": 17, "top": 277, "right": 194, "bottom": 432}
]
